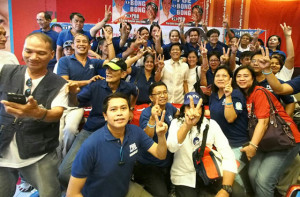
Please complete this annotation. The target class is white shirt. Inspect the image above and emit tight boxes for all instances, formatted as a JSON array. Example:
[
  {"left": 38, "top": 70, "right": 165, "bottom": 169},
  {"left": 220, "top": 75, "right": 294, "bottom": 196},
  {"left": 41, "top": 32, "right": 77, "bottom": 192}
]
[
  {"left": 160, "top": 9, "right": 173, "bottom": 24},
  {"left": 161, "top": 59, "right": 189, "bottom": 104},
  {"left": 0, "top": 50, "right": 19, "bottom": 66},
  {"left": 0, "top": 68, "right": 68, "bottom": 168},
  {"left": 275, "top": 65, "right": 294, "bottom": 81},
  {"left": 187, "top": 66, "right": 201, "bottom": 92},
  {"left": 112, "top": 6, "right": 126, "bottom": 22},
  {"left": 167, "top": 118, "right": 237, "bottom": 188}
]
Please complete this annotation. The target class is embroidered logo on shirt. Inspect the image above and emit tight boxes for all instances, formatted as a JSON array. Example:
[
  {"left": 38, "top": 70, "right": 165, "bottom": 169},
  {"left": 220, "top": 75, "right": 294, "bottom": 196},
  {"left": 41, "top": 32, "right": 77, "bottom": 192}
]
[
  {"left": 193, "top": 137, "right": 200, "bottom": 146},
  {"left": 168, "top": 115, "right": 173, "bottom": 122},
  {"left": 222, "top": 99, "right": 226, "bottom": 106},
  {"left": 235, "top": 102, "right": 242, "bottom": 110},
  {"left": 89, "top": 64, "right": 94, "bottom": 69},
  {"left": 129, "top": 143, "right": 138, "bottom": 157}
]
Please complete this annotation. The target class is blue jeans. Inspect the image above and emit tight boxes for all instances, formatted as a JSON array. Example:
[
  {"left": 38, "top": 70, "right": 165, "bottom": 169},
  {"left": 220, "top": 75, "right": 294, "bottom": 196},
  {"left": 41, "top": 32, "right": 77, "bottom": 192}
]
[
  {"left": 58, "top": 129, "right": 92, "bottom": 188},
  {"left": 248, "top": 143, "right": 300, "bottom": 197},
  {"left": 0, "top": 151, "right": 61, "bottom": 197}
]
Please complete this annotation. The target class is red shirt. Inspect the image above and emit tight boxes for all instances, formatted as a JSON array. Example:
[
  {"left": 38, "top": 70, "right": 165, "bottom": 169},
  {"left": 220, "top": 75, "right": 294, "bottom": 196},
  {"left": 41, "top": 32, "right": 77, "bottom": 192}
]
[{"left": 247, "top": 86, "right": 300, "bottom": 143}]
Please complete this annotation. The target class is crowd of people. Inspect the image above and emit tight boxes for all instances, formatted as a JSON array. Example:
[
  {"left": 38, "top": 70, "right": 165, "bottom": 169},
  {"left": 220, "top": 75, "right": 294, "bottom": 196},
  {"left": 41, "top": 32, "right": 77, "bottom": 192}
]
[{"left": 0, "top": 4, "right": 300, "bottom": 197}]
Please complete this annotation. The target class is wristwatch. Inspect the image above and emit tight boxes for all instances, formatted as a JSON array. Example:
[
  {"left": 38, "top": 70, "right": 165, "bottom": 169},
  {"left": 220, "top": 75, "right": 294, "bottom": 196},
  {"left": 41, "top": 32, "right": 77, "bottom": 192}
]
[{"left": 222, "top": 185, "right": 233, "bottom": 194}]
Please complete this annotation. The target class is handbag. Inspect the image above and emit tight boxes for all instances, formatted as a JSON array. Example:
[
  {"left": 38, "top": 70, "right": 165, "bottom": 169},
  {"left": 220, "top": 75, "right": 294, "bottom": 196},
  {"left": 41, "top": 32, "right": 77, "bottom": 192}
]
[
  {"left": 248, "top": 88, "right": 296, "bottom": 152},
  {"left": 192, "top": 124, "right": 223, "bottom": 185}
]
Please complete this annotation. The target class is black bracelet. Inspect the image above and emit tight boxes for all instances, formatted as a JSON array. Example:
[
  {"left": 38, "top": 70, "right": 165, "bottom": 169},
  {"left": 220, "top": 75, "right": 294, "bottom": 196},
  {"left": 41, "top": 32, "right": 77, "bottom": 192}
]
[{"left": 39, "top": 109, "right": 47, "bottom": 121}]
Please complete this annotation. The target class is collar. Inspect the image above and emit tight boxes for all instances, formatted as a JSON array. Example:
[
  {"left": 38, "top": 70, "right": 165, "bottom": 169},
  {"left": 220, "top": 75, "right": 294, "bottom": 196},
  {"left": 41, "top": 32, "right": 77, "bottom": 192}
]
[
  {"left": 170, "top": 59, "right": 180, "bottom": 65},
  {"left": 104, "top": 124, "right": 130, "bottom": 142},
  {"left": 100, "top": 79, "right": 125, "bottom": 91}
]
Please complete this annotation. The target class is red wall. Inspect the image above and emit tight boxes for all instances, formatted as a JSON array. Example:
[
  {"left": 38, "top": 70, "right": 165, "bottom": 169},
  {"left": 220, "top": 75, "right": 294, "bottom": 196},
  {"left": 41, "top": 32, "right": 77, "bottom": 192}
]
[{"left": 11, "top": 0, "right": 300, "bottom": 67}]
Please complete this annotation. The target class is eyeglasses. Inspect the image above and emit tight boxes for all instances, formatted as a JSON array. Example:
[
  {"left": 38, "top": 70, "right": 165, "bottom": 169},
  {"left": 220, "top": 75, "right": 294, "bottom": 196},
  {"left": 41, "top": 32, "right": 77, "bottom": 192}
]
[
  {"left": 209, "top": 59, "right": 220, "bottom": 62},
  {"left": 118, "top": 146, "right": 125, "bottom": 166},
  {"left": 25, "top": 78, "right": 32, "bottom": 97},
  {"left": 251, "top": 59, "right": 258, "bottom": 63},
  {"left": 152, "top": 91, "right": 168, "bottom": 96}
]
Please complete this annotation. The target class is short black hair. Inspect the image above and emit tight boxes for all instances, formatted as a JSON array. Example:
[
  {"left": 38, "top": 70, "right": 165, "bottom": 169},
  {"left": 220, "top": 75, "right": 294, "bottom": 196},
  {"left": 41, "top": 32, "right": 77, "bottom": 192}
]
[
  {"left": 102, "top": 92, "right": 130, "bottom": 114},
  {"left": 212, "top": 65, "right": 233, "bottom": 93},
  {"left": 192, "top": 5, "right": 203, "bottom": 15},
  {"left": 250, "top": 51, "right": 263, "bottom": 60},
  {"left": 51, "top": 23, "right": 62, "bottom": 29},
  {"left": 70, "top": 12, "right": 85, "bottom": 22},
  {"left": 120, "top": 22, "right": 132, "bottom": 31},
  {"left": 169, "top": 42, "right": 182, "bottom": 51},
  {"left": 188, "top": 27, "right": 200, "bottom": 37},
  {"left": 206, "top": 28, "right": 220, "bottom": 38},
  {"left": 73, "top": 33, "right": 90, "bottom": 42},
  {"left": 169, "top": 29, "right": 180, "bottom": 39},
  {"left": 240, "top": 51, "right": 254, "bottom": 61},
  {"left": 39, "top": 11, "right": 51, "bottom": 20},
  {"left": 148, "top": 81, "right": 168, "bottom": 95},
  {"left": 208, "top": 51, "right": 221, "bottom": 60},
  {"left": 146, "top": 2, "right": 158, "bottom": 14}
]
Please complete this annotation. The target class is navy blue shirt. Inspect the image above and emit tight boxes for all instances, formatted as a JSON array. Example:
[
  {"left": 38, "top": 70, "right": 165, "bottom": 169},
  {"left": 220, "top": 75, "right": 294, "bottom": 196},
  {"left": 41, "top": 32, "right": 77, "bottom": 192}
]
[
  {"left": 129, "top": 66, "right": 155, "bottom": 105},
  {"left": 209, "top": 89, "right": 249, "bottom": 147},
  {"left": 206, "top": 41, "right": 228, "bottom": 55},
  {"left": 72, "top": 124, "right": 154, "bottom": 197},
  {"left": 57, "top": 29, "right": 93, "bottom": 47},
  {"left": 206, "top": 67, "right": 214, "bottom": 86},
  {"left": 112, "top": 36, "right": 132, "bottom": 55},
  {"left": 138, "top": 103, "right": 178, "bottom": 167},
  {"left": 57, "top": 54, "right": 105, "bottom": 80},
  {"left": 286, "top": 76, "right": 300, "bottom": 94},
  {"left": 32, "top": 29, "right": 59, "bottom": 69},
  {"left": 183, "top": 42, "right": 200, "bottom": 57},
  {"left": 259, "top": 79, "right": 295, "bottom": 104},
  {"left": 78, "top": 80, "right": 138, "bottom": 132}
]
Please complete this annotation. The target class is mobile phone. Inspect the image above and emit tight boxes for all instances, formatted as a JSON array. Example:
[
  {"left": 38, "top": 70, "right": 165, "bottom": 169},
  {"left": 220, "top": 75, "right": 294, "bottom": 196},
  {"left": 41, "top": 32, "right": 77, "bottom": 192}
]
[{"left": 7, "top": 93, "right": 27, "bottom": 104}]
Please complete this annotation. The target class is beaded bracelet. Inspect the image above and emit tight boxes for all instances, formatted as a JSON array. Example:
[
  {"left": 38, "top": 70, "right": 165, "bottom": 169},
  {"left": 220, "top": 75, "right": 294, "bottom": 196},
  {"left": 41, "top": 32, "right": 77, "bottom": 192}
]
[
  {"left": 249, "top": 142, "right": 258, "bottom": 150},
  {"left": 225, "top": 102, "right": 233, "bottom": 105}
]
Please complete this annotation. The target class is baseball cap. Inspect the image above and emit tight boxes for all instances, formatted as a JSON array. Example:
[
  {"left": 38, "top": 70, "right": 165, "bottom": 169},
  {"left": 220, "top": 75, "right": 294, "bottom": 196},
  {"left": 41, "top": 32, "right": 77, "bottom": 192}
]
[
  {"left": 104, "top": 58, "right": 127, "bottom": 71},
  {"left": 63, "top": 40, "right": 73, "bottom": 48},
  {"left": 184, "top": 92, "right": 202, "bottom": 105}
]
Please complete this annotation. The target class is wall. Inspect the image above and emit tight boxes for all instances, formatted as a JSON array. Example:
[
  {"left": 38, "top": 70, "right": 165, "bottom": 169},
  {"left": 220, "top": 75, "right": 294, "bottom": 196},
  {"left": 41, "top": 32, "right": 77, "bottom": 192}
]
[{"left": 10, "top": 0, "right": 300, "bottom": 67}]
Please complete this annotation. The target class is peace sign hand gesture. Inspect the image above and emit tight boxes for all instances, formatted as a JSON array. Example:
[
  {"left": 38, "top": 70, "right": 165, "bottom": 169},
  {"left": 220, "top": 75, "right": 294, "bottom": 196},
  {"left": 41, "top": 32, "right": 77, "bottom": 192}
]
[
  {"left": 220, "top": 47, "right": 230, "bottom": 64},
  {"left": 185, "top": 97, "right": 203, "bottom": 126},
  {"left": 230, "top": 38, "right": 240, "bottom": 54},
  {"left": 258, "top": 47, "right": 271, "bottom": 72},
  {"left": 224, "top": 78, "right": 233, "bottom": 97},
  {"left": 280, "top": 22, "right": 292, "bottom": 37},
  {"left": 151, "top": 96, "right": 162, "bottom": 119},
  {"left": 155, "top": 110, "right": 168, "bottom": 137},
  {"left": 157, "top": 54, "right": 165, "bottom": 70},
  {"left": 104, "top": 5, "right": 112, "bottom": 22},
  {"left": 198, "top": 41, "right": 207, "bottom": 56}
]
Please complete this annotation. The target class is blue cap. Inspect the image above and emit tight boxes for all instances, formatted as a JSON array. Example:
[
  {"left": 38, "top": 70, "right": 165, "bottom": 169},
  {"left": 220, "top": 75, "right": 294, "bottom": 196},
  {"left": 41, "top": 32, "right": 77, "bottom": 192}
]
[
  {"left": 272, "top": 50, "right": 286, "bottom": 62},
  {"left": 183, "top": 92, "right": 202, "bottom": 105}
]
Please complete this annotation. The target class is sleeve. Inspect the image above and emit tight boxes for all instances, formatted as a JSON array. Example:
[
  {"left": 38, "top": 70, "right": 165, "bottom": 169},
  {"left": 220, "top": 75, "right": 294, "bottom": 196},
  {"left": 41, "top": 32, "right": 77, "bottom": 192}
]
[
  {"left": 209, "top": 119, "right": 237, "bottom": 173},
  {"left": 286, "top": 76, "right": 300, "bottom": 94},
  {"left": 57, "top": 57, "right": 69, "bottom": 76},
  {"left": 51, "top": 84, "right": 68, "bottom": 109},
  {"left": 232, "top": 90, "right": 246, "bottom": 115},
  {"left": 276, "top": 65, "right": 293, "bottom": 81},
  {"left": 71, "top": 139, "right": 96, "bottom": 178},
  {"left": 166, "top": 119, "right": 182, "bottom": 153},
  {"left": 94, "top": 59, "right": 105, "bottom": 71},
  {"left": 112, "top": 37, "right": 121, "bottom": 53},
  {"left": 77, "top": 83, "right": 93, "bottom": 107},
  {"left": 252, "top": 90, "right": 270, "bottom": 119},
  {"left": 56, "top": 31, "right": 64, "bottom": 47},
  {"left": 137, "top": 127, "right": 155, "bottom": 152},
  {"left": 279, "top": 94, "right": 296, "bottom": 104},
  {"left": 139, "top": 108, "right": 151, "bottom": 130},
  {"left": 183, "top": 63, "right": 189, "bottom": 81},
  {"left": 130, "top": 83, "right": 138, "bottom": 97}
]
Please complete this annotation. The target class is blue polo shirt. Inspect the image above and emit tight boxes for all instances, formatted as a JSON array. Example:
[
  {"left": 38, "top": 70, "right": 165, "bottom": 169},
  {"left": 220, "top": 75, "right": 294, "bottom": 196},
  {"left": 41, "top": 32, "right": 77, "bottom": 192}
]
[
  {"left": 286, "top": 76, "right": 300, "bottom": 94},
  {"left": 209, "top": 89, "right": 249, "bottom": 147},
  {"left": 129, "top": 66, "right": 155, "bottom": 105},
  {"left": 206, "top": 41, "right": 228, "bottom": 55},
  {"left": 56, "top": 29, "right": 93, "bottom": 47},
  {"left": 57, "top": 54, "right": 105, "bottom": 80},
  {"left": 72, "top": 124, "right": 154, "bottom": 197},
  {"left": 206, "top": 67, "right": 214, "bottom": 86},
  {"left": 138, "top": 103, "right": 178, "bottom": 167},
  {"left": 112, "top": 36, "right": 132, "bottom": 55},
  {"left": 78, "top": 80, "right": 138, "bottom": 132},
  {"left": 32, "top": 29, "right": 59, "bottom": 69},
  {"left": 183, "top": 42, "right": 200, "bottom": 57},
  {"left": 259, "top": 79, "right": 295, "bottom": 104}
]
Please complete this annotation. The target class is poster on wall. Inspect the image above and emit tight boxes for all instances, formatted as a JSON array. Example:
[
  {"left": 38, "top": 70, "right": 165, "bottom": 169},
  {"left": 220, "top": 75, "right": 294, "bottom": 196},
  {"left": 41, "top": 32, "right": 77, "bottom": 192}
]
[
  {"left": 0, "top": 0, "right": 12, "bottom": 52},
  {"left": 112, "top": 0, "right": 160, "bottom": 25},
  {"left": 159, "top": 0, "right": 206, "bottom": 26}
]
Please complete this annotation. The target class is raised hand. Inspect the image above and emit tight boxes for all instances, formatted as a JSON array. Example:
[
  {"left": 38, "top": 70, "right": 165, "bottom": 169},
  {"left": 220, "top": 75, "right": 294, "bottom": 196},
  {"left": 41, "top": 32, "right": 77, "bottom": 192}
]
[
  {"left": 155, "top": 110, "right": 168, "bottom": 136},
  {"left": 222, "top": 16, "right": 229, "bottom": 28},
  {"left": 230, "top": 38, "right": 240, "bottom": 54},
  {"left": 151, "top": 96, "right": 162, "bottom": 119},
  {"left": 184, "top": 97, "right": 203, "bottom": 126},
  {"left": 157, "top": 54, "right": 165, "bottom": 71},
  {"left": 102, "top": 27, "right": 112, "bottom": 41},
  {"left": 258, "top": 47, "right": 271, "bottom": 71},
  {"left": 104, "top": 5, "right": 112, "bottom": 22},
  {"left": 198, "top": 41, "right": 207, "bottom": 56},
  {"left": 280, "top": 22, "right": 292, "bottom": 37},
  {"left": 220, "top": 47, "right": 230, "bottom": 64},
  {"left": 89, "top": 75, "right": 104, "bottom": 83},
  {"left": 153, "top": 28, "right": 162, "bottom": 43},
  {"left": 224, "top": 78, "right": 233, "bottom": 97},
  {"left": 66, "top": 81, "right": 80, "bottom": 94},
  {"left": 136, "top": 48, "right": 147, "bottom": 59},
  {"left": 178, "top": 18, "right": 185, "bottom": 31},
  {"left": 252, "top": 28, "right": 261, "bottom": 38}
]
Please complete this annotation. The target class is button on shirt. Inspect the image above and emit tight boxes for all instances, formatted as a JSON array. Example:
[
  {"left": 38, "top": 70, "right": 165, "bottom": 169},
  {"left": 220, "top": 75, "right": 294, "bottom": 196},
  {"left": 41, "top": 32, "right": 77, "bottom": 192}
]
[{"left": 161, "top": 59, "right": 189, "bottom": 104}]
